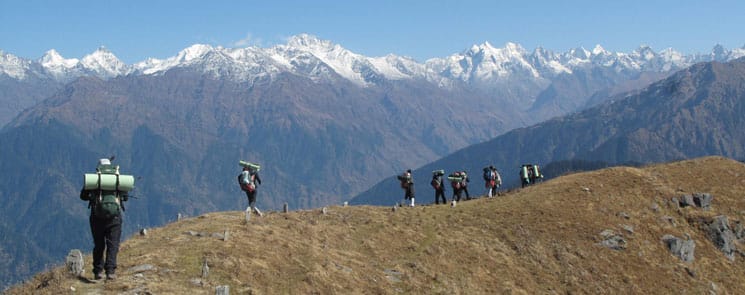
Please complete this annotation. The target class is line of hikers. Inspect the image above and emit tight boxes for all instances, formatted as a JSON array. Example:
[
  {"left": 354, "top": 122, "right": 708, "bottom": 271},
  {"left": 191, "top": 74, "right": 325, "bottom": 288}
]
[{"left": 398, "top": 163, "right": 544, "bottom": 206}]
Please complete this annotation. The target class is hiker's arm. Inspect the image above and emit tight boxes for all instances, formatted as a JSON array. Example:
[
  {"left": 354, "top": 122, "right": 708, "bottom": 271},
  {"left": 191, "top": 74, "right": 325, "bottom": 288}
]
[
  {"left": 80, "top": 189, "right": 91, "bottom": 201},
  {"left": 255, "top": 174, "right": 262, "bottom": 185}
]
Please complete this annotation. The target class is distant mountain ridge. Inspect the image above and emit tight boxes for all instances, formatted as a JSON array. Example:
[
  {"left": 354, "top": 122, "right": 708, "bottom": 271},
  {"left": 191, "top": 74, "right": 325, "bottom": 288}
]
[
  {"left": 3, "top": 35, "right": 744, "bottom": 129},
  {"left": 3, "top": 35, "right": 744, "bottom": 86}
]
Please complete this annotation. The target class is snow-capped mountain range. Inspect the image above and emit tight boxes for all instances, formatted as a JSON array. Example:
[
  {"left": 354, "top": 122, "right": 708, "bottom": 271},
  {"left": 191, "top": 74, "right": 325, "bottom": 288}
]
[{"left": 2, "top": 34, "right": 745, "bottom": 87}]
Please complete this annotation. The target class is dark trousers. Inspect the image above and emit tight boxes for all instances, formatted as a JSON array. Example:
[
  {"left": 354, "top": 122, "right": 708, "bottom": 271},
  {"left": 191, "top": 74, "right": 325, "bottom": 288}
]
[
  {"left": 245, "top": 190, "right": 258, "bottom": 209},
  {"left": 462, "top": 187, "right": 471, "bottom": 200},
  {"left": 404, "top": 186, "right": 415, "bottom": 199},
  {"left": 90, "top": 214, "right": 122, "bottom": 275},
  {"left": 453, "top": 188, "right": 463, "bottom": 202},
  {"left": 434, "top": 189, "right": 447, "bottom": 204}
]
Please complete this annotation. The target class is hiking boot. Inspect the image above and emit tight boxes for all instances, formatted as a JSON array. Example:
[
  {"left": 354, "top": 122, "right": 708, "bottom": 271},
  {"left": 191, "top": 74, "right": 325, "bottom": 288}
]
[
  {"left": 93, "top": 271, "right": 104, "bottom": 280},
  {"left": 253, "top": 207, "right": 263, "bottom": 217},
  {"left": 106, "top": 273, "right": 117, "bottom": 280}
]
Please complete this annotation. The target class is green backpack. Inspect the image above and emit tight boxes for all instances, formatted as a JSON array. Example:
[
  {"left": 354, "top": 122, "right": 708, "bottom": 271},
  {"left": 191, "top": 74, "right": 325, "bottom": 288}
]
[{"left": 94, "top": 193, "right": 121, "bottom": 218}]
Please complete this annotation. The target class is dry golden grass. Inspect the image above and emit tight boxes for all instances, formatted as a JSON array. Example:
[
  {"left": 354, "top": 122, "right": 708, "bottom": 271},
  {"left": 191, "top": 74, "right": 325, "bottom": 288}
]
[{"left": 8, "top": 156, "right": 745, "bottom": 294}]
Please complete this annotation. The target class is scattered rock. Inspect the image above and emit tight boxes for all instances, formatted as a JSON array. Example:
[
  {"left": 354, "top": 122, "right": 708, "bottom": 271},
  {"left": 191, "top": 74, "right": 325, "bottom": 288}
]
[
  {"left": 670, "top": 197, "right": 680, "bottom": 209},
  {"left": 621, "top": 224, "right": 635, "bottom": 234},
  {"left": 333, "top": 262, "right": 353, "bottom": 273},
  {"left": 617, "top": 212, "right": 630, "bottom": 219},
  {"left": 685, "top": 267, "right": 696, "bottom": 278},
  {"left": 134, "top": 273, "right": 144, "bottom": 279},
  {"left": 706, "top": 215, "right": 736, "bottom": 261},
  {"left": 599, "top": 230, "right": 626, "bottom": 250},
  {"left": 392, "top": 205, "right": 397, "bottom": 212},
  {"left": 679, "top": 194, "right": 695, "bottom": 208},
  {"left": 599, "top": 229, "right": 616, "bottom": 238},
  {"left": 692, "top": 193, "right": 713, "bottom": 210},
  {"left": 650, "top": 203, "right": 660, "bottom": 212},
  {"left": 216, "top": 285, "right": 230, "bottom": 295},
  {"left": 65, "top": 249, "right": 84, "bottom": 278},
  {"left": 211, "top": 233, "right": 225, "bottom": 240},
  {"left": 140, "top": 228, "right": 148, "bottom": 236},
  {"left": 189, "top": 278, "right": 202, "bottom": 286},
  {"left": 322, "top": 207, "right": 328, "bottom": 215},
  {"left": 128, "top": 264, "right": 156, "bottom": 273},
  {"left": 662, "top": 234, "right": 695, "bottom": 263},
  {"left": 384, "top": 269, "right": 403, "bottom": 283},
  {"left": 582, "top": 187, "right": 591, "bottom": 192}
]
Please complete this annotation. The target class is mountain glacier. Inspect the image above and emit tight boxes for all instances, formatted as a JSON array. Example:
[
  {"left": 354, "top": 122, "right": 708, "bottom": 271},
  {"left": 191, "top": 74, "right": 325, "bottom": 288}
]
[{"left": 3, "top": 34, "right": 744, "bottom": 87}]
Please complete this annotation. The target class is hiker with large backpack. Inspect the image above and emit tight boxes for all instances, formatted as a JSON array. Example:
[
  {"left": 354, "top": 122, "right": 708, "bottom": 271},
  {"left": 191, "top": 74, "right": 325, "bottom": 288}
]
[
  {"left": 431, "top": 169, "right": 447, "bottom": 205},
  {"left": 238, "top": 161, "right": 263, "bottom": 216},
  {"left": 460, "top": 170, "right": 471, "bottom": 200},
  {"left": 530, "top": 164, "right": 543, "bottom": 184},
  {"left": 484, "top": 165, "right": 501, "bottom": 197},
  {"left": 397, "top": 169, "right": 415, "bottom": 207},
  {"left": 448, "top": 171, "right": 464, "bottom": 202},
  {"left": 491, "top": 166, "right": 502, "bottom": 197},
  {"left": 79, "top": 158, "right": 134, "bottom": 281}
]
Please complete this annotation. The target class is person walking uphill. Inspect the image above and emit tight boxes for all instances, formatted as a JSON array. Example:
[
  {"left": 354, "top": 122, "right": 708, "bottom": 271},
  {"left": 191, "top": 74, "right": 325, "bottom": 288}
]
[
  {"left": 397, "top": 169, "right": 415, "bottom": 207},
  {"left": 79, "top": 158, "right": 135, "bottom": 281},
  {"left": 460, "top": 170, "right": 471, "bottom": 200},
  {"left": 238, "top": 161, "right": 263, "bottom": 216},
  {"left": 431, "top": 170, "right": 447, "bottom": 204}
]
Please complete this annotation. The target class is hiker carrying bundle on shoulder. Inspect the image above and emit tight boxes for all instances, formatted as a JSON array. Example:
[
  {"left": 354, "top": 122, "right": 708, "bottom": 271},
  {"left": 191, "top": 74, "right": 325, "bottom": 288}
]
[
  {"left": 79, "top": 158, "right": 135, "bottom": 281},
  {"left": 431, "top": 169, "right": 447, "bottom": 205},
  {"left": 238, "top": 160, "right": 263, "bottom": 216},
  {"left": 397, "top": 169, "right": 415, "bottom": 207},
  {"left": 448, "top": 171, "right": 464, "bottom": 202}
]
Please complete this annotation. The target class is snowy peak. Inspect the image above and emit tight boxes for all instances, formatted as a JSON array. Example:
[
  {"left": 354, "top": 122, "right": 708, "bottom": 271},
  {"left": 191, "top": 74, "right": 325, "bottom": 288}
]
[
  {"left": 0, "top": 50, "right": 32, "bottom": 79},
  {"left": 175, "top": 44, "right": 215, "bottom": 63},
  {"left": 81, "top": 47, "right": 129, "bottom": 77},
  {"left": 286, "top": 34, "right": 336, "bottom": 51},
  {"left": 39, "top": 49, "right": 79, "bottom": 68}
]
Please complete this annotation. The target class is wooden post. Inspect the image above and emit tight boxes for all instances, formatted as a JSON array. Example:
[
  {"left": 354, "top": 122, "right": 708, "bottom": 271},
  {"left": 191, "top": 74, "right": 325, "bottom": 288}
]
[
  {"left": 216, "top": 285, "right": 230, "bottom": 295},
  {"left": 201, "top": 258, "right": 209, "bottom": 279}
]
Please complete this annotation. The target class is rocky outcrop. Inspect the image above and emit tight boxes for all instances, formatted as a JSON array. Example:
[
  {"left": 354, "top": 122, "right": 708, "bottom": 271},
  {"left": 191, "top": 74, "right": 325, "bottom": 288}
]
[
  {"left": 706, "top": 215, "right": 737, "bottom": 261},
  {"left": 662, "top": 234, "right": 695, "bottom": 263}
]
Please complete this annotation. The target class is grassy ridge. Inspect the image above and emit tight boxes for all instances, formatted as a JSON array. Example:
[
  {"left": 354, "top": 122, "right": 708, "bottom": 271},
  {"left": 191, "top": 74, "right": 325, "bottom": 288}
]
[{"left": 9, "top": 156, "right": 745, "bottom": 294}]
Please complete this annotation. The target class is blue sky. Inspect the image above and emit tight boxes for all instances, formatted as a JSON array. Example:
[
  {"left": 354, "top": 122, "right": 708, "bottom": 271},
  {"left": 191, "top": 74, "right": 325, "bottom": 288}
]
[{"left": 1, "top": 0, "right": 744, "bottom": 63}]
